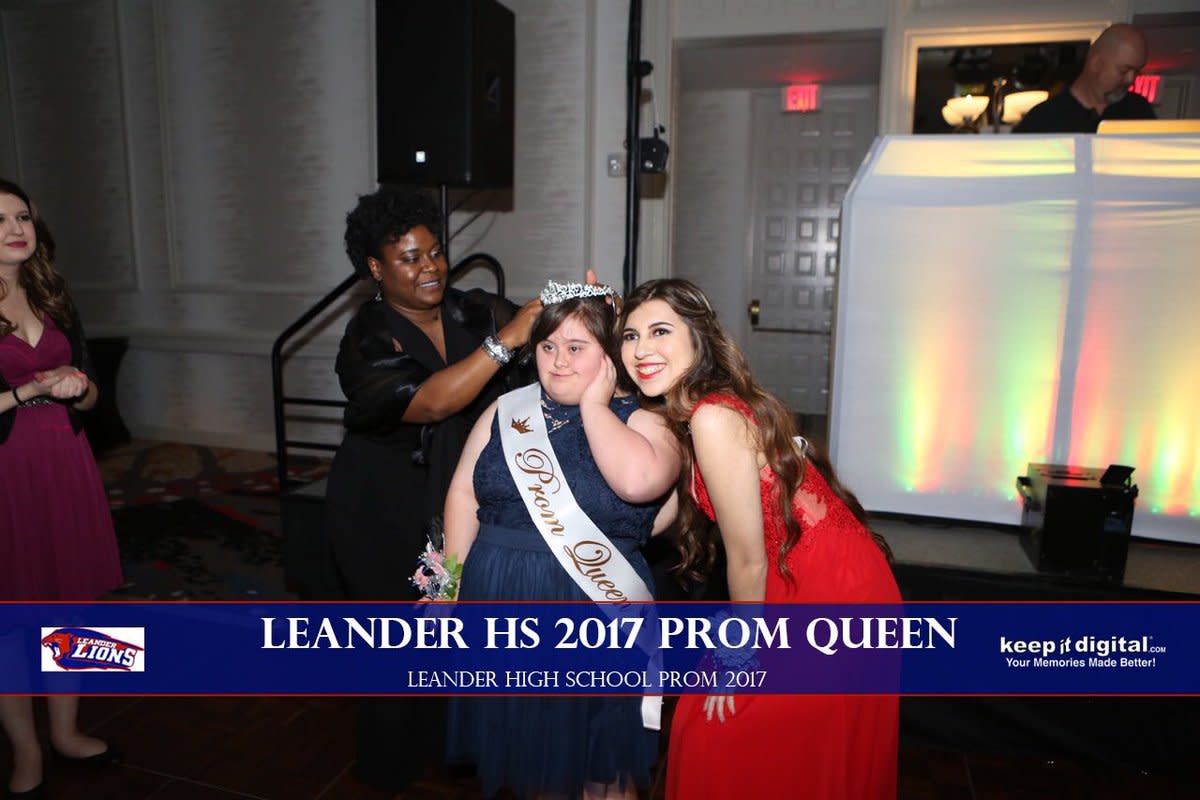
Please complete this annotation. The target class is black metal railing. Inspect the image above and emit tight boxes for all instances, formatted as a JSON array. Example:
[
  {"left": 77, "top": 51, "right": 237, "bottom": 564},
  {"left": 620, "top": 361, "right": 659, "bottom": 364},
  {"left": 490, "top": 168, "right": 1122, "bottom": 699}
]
[{"left": 270, "top": 253, "right": 506, "bottom": 493}]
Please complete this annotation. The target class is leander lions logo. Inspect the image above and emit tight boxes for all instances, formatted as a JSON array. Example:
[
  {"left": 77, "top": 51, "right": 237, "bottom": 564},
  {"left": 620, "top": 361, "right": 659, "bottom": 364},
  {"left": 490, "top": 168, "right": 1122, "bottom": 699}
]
[{"left": 41, "top": 627, "right": 143, "bottom": 671}]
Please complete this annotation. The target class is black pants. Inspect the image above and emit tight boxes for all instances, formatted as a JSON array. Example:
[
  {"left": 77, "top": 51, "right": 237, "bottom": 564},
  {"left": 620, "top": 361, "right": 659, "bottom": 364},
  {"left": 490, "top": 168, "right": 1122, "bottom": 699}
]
[{"left": 324, "top": 436, "right": 446, "bottom": 790}]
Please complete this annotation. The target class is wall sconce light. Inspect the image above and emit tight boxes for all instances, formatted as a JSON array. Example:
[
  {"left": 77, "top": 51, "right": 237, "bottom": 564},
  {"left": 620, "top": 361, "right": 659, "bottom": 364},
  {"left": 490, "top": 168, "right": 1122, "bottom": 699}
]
[
  {"left": 942, "top": 94, "right": 989, "bottom": 132},
  {"left": 943, "top": 84, "right": 1047, "bottom": 133},
  {"left": 1000, "top": 89, "right": 1049, "bottom": 124}
]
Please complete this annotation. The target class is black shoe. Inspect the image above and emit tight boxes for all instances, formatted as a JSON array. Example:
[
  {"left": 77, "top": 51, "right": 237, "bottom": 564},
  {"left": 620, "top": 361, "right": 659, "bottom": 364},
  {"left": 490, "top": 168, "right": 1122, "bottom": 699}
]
[
  {"left": 5, "top": 782, "right": 44, "bottom": 799},
  {"left": 51, "top": 744, "right": 122, "bottom": 766}
]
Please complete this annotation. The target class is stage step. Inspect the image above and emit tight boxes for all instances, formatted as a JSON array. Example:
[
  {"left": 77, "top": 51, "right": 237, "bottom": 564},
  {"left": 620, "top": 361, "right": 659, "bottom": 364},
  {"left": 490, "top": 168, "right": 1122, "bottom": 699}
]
[{"left": 280, "top": 477, "right": 345, "bottom": 598}]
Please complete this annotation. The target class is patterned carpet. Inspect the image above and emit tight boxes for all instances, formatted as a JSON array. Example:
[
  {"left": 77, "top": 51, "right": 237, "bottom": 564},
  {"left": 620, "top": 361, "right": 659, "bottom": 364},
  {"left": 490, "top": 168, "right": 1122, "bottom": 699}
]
[
  {"left": 98, "top": 440, "right": 327, "bottom": 509},
  {"left": 98, "top": 440, "right": 330, "bottom": 600}
]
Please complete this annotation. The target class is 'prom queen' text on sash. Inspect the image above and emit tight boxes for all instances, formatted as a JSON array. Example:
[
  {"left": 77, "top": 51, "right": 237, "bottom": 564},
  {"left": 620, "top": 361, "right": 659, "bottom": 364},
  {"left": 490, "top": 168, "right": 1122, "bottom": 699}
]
[
  {"left": 498, "top": 383, "right": 661, "bottom": 729},
  {"left": 500, "top": 384, "right": 653, "bottom": 605},
  {"left": 512, "top": 445, "right": 638, "bottom": 604}
]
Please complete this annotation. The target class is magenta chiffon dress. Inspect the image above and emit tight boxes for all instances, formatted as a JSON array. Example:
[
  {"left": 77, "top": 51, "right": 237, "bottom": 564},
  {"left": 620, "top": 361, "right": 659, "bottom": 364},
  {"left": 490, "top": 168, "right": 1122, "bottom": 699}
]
[{"left": 0, "top": 317, "right": 122, "bottom": 600}]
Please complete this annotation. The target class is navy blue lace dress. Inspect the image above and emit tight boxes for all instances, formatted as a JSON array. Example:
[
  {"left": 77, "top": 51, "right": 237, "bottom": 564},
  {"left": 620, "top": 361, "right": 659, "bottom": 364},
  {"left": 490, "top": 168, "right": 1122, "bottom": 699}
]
[{"left": 446, "top": 392, "right": 662, "bottom": 798}]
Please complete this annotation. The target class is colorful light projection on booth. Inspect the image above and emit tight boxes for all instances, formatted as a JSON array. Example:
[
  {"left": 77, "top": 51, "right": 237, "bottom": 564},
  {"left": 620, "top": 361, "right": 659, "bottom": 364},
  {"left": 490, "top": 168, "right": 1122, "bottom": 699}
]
[
  {"left": 1065, "top": 137, "right": 1200, "bottom": 522},
  {"left": 833, "top": 134, "right": 1200, "bottom": 542},
  {"left": 885, "top": 200, "right": 1066, "bottom": 501},
  {"left": 848, "top": 137, "right": 1075, "bottom": 508}
]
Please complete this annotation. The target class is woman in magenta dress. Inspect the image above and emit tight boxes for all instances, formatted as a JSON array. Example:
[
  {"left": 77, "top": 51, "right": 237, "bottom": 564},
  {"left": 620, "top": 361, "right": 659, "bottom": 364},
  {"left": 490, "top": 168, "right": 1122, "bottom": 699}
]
[
  {"left": 618, "top": 279, "right": 900, "bottom": 800},
  {"left": 0, "top": 178, "right": 123, "bottom": 797}
]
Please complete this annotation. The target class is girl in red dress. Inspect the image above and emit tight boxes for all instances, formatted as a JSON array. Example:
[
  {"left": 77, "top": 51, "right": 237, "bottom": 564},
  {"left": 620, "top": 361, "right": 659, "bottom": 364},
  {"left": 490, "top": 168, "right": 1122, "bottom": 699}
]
[{"left": 618, "top": 279, "right": 900, "bottom": 800}]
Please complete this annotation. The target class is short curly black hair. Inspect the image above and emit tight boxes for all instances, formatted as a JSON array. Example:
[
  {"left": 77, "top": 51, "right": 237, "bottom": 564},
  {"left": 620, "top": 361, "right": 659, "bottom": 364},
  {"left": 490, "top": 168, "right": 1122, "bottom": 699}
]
[{"left": 344, "top": 187, "right": 442, "bottom": 278}]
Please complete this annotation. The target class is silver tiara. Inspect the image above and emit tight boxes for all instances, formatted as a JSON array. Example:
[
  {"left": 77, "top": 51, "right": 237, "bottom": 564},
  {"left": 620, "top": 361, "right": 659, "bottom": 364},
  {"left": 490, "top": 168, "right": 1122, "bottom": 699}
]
[{"left": 539, "top": 280, "right": 617, "bottom": 306}]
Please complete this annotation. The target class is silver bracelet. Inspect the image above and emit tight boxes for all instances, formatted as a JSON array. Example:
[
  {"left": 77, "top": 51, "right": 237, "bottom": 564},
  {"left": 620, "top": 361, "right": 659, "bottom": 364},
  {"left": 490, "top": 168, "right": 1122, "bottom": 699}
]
[{"left": 481, "top": 335, "right": 513, "bottom": 365}]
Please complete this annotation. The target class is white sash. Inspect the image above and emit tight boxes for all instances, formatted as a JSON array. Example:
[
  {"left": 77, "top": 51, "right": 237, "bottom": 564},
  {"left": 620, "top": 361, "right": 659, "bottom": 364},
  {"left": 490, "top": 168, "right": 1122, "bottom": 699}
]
[{"left": 497, "top": 383, "right": 660, "bottom": 728}]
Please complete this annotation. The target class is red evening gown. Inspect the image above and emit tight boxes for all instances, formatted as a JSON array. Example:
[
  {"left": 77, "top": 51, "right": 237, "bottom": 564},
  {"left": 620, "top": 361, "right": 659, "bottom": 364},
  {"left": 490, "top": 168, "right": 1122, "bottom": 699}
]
[
  {"left": 0, "top": 317, "right": 122, "bottom": 600},
  {"left": 666, "top": 392, "right": 900, "bottom": 800}
]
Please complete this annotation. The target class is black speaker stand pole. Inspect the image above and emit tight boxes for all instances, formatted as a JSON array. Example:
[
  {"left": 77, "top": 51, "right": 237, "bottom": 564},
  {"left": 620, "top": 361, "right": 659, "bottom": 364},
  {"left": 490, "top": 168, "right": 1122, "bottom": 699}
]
[
  {"left": 622, "top": 0, "right": 645, "bottom": 296},
  {"left": 440, "top": 183, "right": 451, "bottom": 263}
]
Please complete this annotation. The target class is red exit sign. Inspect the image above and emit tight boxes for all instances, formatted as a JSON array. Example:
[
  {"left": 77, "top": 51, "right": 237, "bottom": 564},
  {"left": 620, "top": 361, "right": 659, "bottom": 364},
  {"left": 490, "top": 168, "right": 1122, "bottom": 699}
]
[
  {"left": 1133, "top": 74, "right": 1160, "bottom": 103},
  {"left": 782, "top": 83, "right": 821, "bottom": 112}
]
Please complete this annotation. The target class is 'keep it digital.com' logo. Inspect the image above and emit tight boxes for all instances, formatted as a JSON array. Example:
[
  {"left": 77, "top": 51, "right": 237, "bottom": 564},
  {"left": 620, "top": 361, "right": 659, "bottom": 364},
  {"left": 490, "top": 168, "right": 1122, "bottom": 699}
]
[{"left": 40, "top": 627, "right": 145, "bottom": 672}]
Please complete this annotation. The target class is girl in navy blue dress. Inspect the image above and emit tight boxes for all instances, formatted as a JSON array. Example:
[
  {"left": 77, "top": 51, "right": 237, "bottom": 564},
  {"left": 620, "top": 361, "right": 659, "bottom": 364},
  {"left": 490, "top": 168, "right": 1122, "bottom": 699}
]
[{"left": 444, "top": 288, "right": 680, "bottom": 799}]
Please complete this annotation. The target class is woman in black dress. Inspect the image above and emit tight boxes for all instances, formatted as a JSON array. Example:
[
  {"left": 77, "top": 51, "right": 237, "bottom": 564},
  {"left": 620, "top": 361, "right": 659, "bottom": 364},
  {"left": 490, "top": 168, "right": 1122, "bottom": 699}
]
[{"left": 323, "top": 187, "right": 539, "bottom": 791}]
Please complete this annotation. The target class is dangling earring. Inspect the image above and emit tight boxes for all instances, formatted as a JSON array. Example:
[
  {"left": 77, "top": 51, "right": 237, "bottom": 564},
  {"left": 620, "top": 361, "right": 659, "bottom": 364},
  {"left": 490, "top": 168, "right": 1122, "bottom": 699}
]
[{"left": 374, "top": 278, "right": 382, "bottom": 302}]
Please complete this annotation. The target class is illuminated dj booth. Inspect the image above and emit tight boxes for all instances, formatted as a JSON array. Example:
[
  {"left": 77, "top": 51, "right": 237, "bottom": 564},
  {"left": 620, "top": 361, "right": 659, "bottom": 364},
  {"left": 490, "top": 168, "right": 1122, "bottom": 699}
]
[{"left": 830, "top": 132, "right": 1200, "bottom": 546}]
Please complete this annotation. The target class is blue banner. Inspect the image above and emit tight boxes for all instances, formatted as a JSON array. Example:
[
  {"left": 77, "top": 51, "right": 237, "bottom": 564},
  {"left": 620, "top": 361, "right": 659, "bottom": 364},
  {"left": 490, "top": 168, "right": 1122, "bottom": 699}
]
[{"left": 0, "top": 602, "right": 1193, "bottom": 695}]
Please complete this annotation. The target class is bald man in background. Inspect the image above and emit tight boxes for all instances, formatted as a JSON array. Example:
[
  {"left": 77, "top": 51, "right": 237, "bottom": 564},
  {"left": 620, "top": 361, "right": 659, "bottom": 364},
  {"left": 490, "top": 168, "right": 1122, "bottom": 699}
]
[{"left": 1013, "top": 23, "right": 1156, "bottom": 133}]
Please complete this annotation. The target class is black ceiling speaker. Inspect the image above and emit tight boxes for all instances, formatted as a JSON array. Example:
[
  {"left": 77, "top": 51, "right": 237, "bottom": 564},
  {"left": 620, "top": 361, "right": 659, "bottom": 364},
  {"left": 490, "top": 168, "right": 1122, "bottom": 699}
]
[{"left": 376, "top": 0, "right": 514, "bottom": 188}]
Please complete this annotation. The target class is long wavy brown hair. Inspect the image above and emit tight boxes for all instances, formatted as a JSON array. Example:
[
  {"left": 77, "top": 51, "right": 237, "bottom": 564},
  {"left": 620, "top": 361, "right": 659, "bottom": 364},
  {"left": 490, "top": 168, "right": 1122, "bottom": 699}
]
[
  {"left": 618, "top": 279, "right": 890, "bottom": 584},
  {"left": 0, "top": 178, "right": 74, "bottom": 337}
]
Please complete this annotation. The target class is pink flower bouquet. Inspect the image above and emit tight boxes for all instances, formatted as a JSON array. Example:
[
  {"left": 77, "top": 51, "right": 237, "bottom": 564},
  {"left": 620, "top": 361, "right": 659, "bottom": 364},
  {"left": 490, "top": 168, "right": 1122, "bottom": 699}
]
[{"left": 411, "top": 542, "right": 463, "bottom": 600}]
